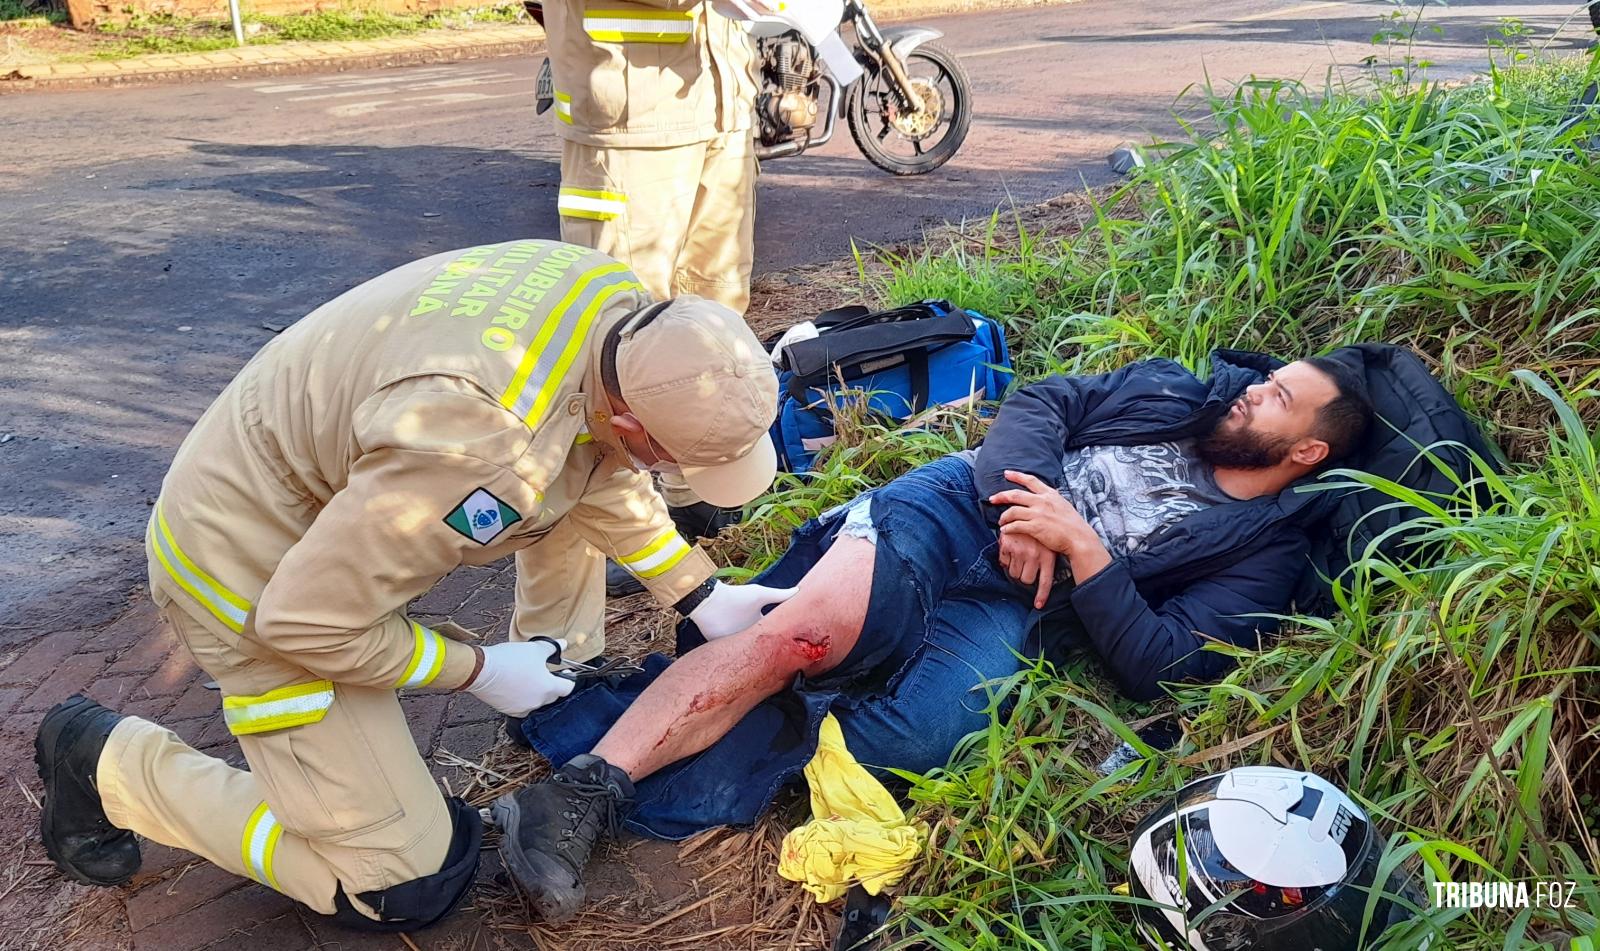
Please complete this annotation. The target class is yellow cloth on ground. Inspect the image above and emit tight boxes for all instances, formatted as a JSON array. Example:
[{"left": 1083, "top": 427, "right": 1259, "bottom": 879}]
[{"left": 777, "top": 714, "right": 927, "bottom": 902}]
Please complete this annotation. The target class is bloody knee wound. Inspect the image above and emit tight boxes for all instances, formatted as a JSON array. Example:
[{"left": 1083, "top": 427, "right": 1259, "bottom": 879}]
[{"left": 790, "top": 633, "right": 831, "bottom": 665}]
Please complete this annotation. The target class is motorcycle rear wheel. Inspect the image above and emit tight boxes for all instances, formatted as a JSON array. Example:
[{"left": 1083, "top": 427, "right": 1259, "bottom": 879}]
[{"left": 846, "top": 41, "right": 973, "bottom": 176}]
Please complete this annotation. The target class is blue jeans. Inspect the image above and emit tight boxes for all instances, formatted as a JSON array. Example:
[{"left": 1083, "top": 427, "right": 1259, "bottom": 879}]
[
  {"left": 525, "top": 455, "right": 1039, "bottom": 838},
  {"left": 763, "top": 455, "right": 1037, "bottom": 775}
]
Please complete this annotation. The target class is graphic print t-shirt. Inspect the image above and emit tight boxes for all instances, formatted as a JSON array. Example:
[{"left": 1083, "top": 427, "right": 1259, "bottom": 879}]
[
  {"left": 1056, "top": 440, "right": 1234, "bottom": 557},
  {"left": 960, "top": 439, "right": 1237, "bottom": 557}
]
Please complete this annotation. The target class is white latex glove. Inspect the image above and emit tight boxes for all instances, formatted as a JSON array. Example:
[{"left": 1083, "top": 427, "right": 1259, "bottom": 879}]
[
  {"left": 689, "top": 580, "right": 799, "bottom": 640},
  {"left": 466, "top": 639, "right": 575, "bottom": 717}
]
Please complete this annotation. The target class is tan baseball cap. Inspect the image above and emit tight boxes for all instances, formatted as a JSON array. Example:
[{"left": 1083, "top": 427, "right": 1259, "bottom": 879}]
[{"left": 614, "top": 296, "right": 779, "bottom": 508}]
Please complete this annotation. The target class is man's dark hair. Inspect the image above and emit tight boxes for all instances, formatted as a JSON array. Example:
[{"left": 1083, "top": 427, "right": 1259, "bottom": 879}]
[{"left": 1303, "top": 355, "right": 1374, "bottom": 464}]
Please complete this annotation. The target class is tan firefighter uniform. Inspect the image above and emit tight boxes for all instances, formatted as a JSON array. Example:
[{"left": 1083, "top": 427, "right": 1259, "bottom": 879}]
[
  {"left": 544, "top": 0, "right": 759, "bottom": 316},
  {"left": 541, "top": 0, "right": 761, "bottom": 583},
  {"left": 100, "top": 239, "right": 729, "bottom": 921}
]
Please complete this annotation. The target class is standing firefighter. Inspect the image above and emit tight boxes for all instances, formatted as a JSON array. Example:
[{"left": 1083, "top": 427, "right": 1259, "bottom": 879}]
[
  {"left": 33, "top": 239, "right": 791, "bottom": 930},
  {"left": 543, "top": 0, "right": 759, "bottom": 314},
  {"left": 538, "top": 0, "right": 766, "bottom": 585}
]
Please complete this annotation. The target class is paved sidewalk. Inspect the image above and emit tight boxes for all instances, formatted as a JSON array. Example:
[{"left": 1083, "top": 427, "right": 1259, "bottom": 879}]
[{"left": 0, "top": 563, "right": 531, "bottom": 950}]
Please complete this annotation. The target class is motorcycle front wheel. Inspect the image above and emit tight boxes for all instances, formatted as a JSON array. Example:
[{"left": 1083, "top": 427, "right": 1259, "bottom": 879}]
[{"left": 846, "top": 41, "right": 973, "bottom": 176}]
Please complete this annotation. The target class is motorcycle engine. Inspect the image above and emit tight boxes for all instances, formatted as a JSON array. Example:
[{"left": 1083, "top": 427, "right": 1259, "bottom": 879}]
[{"left": 756, "top": 35, "right": 820, "bottom": 142}]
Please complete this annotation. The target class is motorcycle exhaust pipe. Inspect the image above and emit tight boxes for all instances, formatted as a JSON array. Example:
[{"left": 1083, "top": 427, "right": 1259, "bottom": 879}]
[
  {"left": 809, "top": 75, "right": 841, "bottom": 148},
  {"left": 756, "top": 140, "right": 807, "bottom": 161}
]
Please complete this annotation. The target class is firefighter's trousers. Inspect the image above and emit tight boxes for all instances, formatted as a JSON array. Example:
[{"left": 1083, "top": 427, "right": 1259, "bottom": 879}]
[
  {"left": 97, "top": 598, "right": 460, "bottom": 923},
  {"left": 557, "top": 129, "right": 757, "bottom": 318}
]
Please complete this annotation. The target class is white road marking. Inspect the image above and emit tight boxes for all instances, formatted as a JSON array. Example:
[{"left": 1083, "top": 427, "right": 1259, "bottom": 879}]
[
  {"left": 963, "top": 1, "right": 1353, "bottom": 57},
  {"left": 325, "top": 89, "right": 523, "bottom": 118},
  {"left": 286, "top": 73, "right": 520, "bottom": 101},
  {"left": 237, "top": 66, "right": 525, "bottom": 116},
  {"left": 239, "top": 66, "right": 515, "bottom": 95},
  {"left": 1235, "top": 1, "right": 1348, "bottom": 22}
]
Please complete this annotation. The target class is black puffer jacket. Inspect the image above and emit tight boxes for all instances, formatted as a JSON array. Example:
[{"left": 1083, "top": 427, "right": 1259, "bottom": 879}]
[{"left": 975, "top": 344, "right": 1495, "bottom": 699}]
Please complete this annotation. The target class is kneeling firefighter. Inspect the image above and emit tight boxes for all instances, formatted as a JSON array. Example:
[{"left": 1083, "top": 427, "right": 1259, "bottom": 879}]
[{"left": 33, "top": 239, "right": 794, "bottom": 930}]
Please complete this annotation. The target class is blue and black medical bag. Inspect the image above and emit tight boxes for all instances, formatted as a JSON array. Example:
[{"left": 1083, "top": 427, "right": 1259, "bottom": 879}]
[{"left": 770, "top": 299, "right": 1013, "bottom": 474}]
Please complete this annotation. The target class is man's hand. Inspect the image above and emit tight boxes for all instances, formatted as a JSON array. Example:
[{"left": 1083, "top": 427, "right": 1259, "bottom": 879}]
[
  {"left": 990, "top": 470, "right": 1091, "bottom": 551},
  {"left": 689, "top": 580, "right": 799, "bottom": 640},
  {"left": 997, "top": 531, "right": 1058, "bottom": 609},
  {"left": 990, "top": 469, "right": 1113, "bottom": 584},
  {"left": 466, "top": 639, "right": 575, "bottom": 718}
]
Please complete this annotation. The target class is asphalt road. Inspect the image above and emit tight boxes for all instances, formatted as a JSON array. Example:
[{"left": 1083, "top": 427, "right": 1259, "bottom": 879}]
[{"left": 1, "top": 0, "right": 1594, "bottom": 634}]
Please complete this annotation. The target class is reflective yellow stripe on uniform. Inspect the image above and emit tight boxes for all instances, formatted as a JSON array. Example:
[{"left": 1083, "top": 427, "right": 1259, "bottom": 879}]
[
  {"left": 618, "top": 529, "right": 692, "bottom": 580},
  {"left": 222, "top": 680, "right": 336, "bottom": 736},
  {"left": 500, "top": 263, "right": 643, "bottom": 427},
  {"left": 554, "top": 89, "right": 573, "bottom": 125},
  {"left": 583, "top": 8, "right": 695, "bottom": 43},
  {"left": 394, "top": 621, "right": 447, "bottom": 689},
  {"left": 148, "top": 501, "right": 252, "bottom": 633},
  {"left": 240, "top": 801, "right": 284, "bottom": 891},
  {"left": 557, "top": 186, "right": 627, "bottom": 221}
]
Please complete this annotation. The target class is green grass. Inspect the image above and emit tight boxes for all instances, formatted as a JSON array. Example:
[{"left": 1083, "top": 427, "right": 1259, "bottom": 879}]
[
  {"left": 0, "top": 0, "right": 64, "bottom": 23},
  {"left": 247, "top": 8, "right": 429, "bottom": 42},
  {"left": 82, "top": 3, "right": 524, "bottom": 60},
  {"left": 726, "top": 48, "right": 1600, "bottom": 951}
]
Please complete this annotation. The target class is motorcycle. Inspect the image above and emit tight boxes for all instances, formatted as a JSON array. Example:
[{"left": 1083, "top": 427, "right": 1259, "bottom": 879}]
[
  {"left": 528, "top": 0, "right": 973, "bottom": 176},
  {"left": 734, "top": 0, "right": 972, "bottom": 175}
]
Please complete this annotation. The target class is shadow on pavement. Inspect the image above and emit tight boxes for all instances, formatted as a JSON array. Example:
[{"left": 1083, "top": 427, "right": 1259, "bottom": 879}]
[{"left": 0, "top": 139, "right": 562, "bottom": 638}]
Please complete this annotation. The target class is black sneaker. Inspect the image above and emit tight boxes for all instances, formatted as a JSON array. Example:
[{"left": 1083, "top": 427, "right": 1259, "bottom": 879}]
[
  {"left": 34, "top": 695, "right": 142, "bottom": 886},
  {"left": 669, "top": 501, "right": 739, "bottom": 540},
  {"left": 491, "top": 753, "right": 634, "bottom": 921},
  {"left": 604, "top": 560, "right": 645, "bottom": 598}
]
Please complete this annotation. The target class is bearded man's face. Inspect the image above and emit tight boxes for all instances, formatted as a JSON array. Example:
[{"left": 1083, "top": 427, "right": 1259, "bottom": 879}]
[
  {"left": 1196, "top": 405, "right": 1297, "bottom": 469},
  {"left": 1196, "top": 361, "right": 1340, "bottom": 470}
]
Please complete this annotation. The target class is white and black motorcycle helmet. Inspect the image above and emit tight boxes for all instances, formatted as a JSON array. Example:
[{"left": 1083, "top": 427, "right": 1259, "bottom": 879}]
[{"left": 1127, "top": 766, "right": 1425, "bottom": 951}]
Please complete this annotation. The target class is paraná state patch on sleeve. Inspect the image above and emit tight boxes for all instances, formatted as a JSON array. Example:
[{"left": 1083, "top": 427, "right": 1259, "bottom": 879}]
[{"left": 444, "top": 488, "right": 521, "bottom": 545}]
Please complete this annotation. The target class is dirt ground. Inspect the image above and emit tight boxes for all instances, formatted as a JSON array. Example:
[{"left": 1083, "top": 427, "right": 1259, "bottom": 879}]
[{"left": 2, "top": 20, "right": 103, "bottom": 66}]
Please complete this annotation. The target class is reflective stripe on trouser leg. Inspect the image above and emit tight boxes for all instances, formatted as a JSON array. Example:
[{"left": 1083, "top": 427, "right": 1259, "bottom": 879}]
[
  {"left": 94, "top": 715, "right": 347, "bottom": 913},
  {"left": 557, "top": 186, "right": 627, "bottom": 221},
  {"left": 241, "top": 801, "right": 285, "bottom": 890},
  {"left": 223, "top": 680, "right": 336, "bottom": 735},
  {"left": 97, "top": 608, "right": 456, "bottom": 918},
  {"left": 557, "top": 139, "right": 703, "bottom": 302}
]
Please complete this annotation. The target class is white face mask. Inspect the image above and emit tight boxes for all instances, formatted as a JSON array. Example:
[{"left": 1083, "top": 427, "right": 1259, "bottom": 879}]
[{"left": 628, "top": 450, "right": 683, "bottom": 477}]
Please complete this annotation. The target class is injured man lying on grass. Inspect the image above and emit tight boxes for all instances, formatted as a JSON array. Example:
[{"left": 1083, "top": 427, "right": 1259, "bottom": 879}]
[{"left": 494, "top": 346, "right": 1401, "bottom": 920}]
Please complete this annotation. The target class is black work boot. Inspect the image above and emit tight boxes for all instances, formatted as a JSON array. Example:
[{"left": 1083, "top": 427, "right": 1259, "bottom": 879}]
[
  {"left": 34, "top": 695, "right": 142, "bottom": 886},
  {"left": 604, "top": 559, "right": 645, "bottom": 598},
  {"left": 669, "top": 501, "right": 739, "bottom": 540},
  {"left": 492, "top": 753, "right": 634, "bottom": 921}
]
